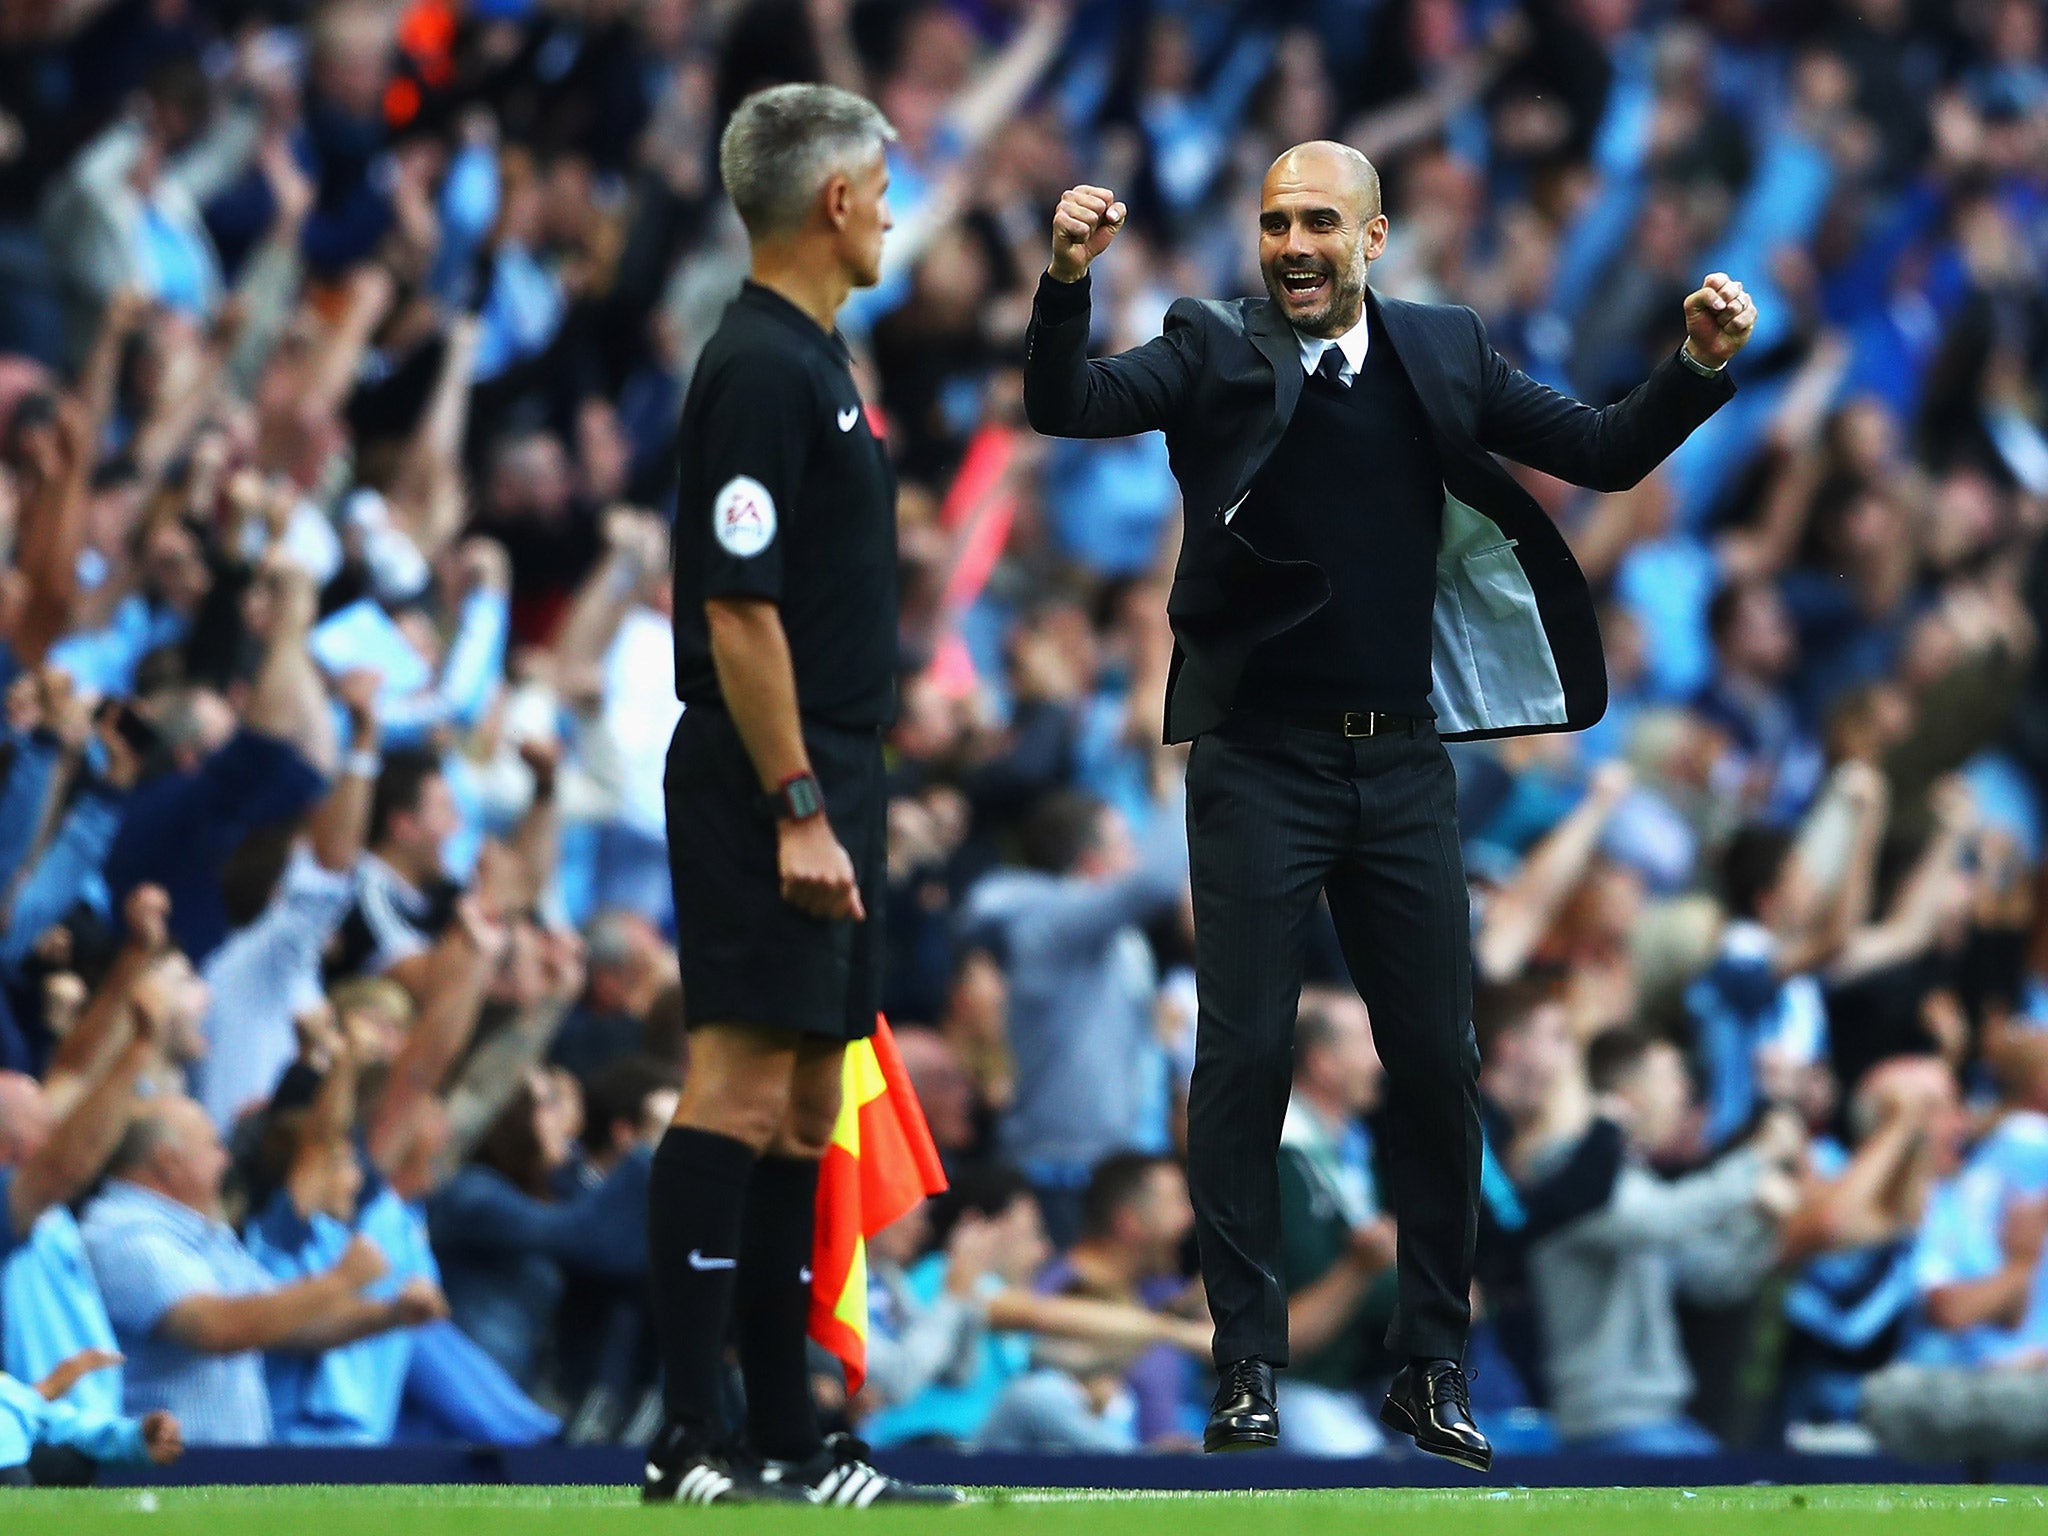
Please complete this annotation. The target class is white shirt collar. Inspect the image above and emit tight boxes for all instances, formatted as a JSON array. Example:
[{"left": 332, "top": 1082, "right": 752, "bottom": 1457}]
[{"left": 1296, "top": 305, "right": 1370, "bottom": 383}]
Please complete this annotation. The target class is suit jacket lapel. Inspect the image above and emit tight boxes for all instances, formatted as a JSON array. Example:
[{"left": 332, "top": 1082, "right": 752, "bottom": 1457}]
[
  {"left": 1245, "top": 291, "right": 1460, "bottom": 443},
  {"left": 1244, "top": 299, "right": 1303, "bottom": 430},
  {"left": 1369, "top": 290, "right": 1460, "bottom": 439},
  {"left": 1239, "top": 300, "right": 1304, "bottom": 496}
]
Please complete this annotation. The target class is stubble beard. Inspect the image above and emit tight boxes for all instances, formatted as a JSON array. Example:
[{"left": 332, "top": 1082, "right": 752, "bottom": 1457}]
[{"left": 1262, "top": 251, "right": 1369, "bottom": 338}]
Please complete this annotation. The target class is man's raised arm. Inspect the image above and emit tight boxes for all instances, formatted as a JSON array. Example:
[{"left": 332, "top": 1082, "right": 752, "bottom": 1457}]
[
  {"left": 1022, "top": 186, "right": 1203, "bottom": 440},
  {"left": 8, "top": 1026, "right": 156, "bottom": 1239},
  {"left": 1474, "top": 273, "right": 1755, "bottom": 493}
]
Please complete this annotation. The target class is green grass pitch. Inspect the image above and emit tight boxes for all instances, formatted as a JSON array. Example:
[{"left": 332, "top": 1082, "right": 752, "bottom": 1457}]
[{"left": 0, "top": 1484, "right": 2043, "bottom": 1535}]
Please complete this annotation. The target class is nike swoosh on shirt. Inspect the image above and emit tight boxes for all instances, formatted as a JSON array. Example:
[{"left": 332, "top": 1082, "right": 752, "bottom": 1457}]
[
  {"left": 687, "top": 1250, "right": 738, "bottom": 1271},
  {"left": 837, "top": 406, "right": 861, "bottom": 432},
  {"left": 799, "top": 1267, "right": 813, "bottom": 1285}
]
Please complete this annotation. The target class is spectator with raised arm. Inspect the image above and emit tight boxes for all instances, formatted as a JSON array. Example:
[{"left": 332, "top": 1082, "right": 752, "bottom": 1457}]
[
  {"left": 0, "top": 682, "right": 146, "bottom": 987},
  {"left": 0, "top": 902, "right": 169, "bottom": 1426},
  {"left": 1776, "top": 1057, "right": 1952, "bottom": 1438},
  {"left": 549, "top": 509, "right": 678, "bottom": 931},
  {"left": 426, "top": 1065, "right": 653, "bottom": 1390},
  {"left": 545, "top": 910, "right": 674, "bottom": 1086},
  {"left": 960, "top": 786, "right": 1189, "bottom": 1244},
  {"left": 244, "top": 1018, "right": 452, "bottom": 1445},
  {"left": 81, "top": 1094, "right": 442, "bottom": 1445},
  {"left": 1528, "top": 1028, "right": 1802, "bottom": 1454},
  {"left": 1857, "top": 1033, "right": 2048, "bottom": 1459},
  {"left": 195, "top": 666, "right": 383, "bottom": 1130},
  {"left": 101, "top": 559, "right": 333, "bottom": 968},
  {"left": 327, "top": 749, "right": 466, "bottom": 997}
]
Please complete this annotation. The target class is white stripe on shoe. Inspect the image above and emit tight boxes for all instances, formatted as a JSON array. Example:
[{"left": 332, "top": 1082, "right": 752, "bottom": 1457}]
[
  {"left": 674, "top": 1464, "right": 735, "bottom": 1504},
  {"left": 815, "top": 1463, "right": 885, "bottom": 1507}
]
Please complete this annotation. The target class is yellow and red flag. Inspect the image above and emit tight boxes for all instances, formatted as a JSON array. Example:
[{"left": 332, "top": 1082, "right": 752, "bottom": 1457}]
[{"left": 809, "top": 1017, "right": 949, "bottom": 1393}]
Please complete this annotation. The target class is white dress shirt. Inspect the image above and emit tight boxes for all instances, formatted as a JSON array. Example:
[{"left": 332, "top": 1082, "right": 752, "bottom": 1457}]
[{"left": 1295, "top": 307, "right": 1371, "bottom": 385}]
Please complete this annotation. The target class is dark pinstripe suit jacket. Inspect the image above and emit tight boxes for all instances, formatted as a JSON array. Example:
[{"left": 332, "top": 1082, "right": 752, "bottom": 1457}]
[{"left": 1022, "top": 274, "right": 1736, "bottom": 745}]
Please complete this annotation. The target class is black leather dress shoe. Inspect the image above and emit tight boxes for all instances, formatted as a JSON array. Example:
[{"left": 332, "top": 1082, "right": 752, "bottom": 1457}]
[
  {"left": 1379, "top": 1360, "right": 1493, "bottom": 1472},
  {"left": 1204, "top": 1358, "right": 1280, "bottom": 1453}
]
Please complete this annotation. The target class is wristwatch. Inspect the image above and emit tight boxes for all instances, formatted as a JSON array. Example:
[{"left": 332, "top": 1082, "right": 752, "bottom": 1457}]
[
  {"left": 1678, "top": 342, "right": 1728, "bottom": 378},
  {"left": 766, "top": 771, "right": 826, "bottom": 823}
]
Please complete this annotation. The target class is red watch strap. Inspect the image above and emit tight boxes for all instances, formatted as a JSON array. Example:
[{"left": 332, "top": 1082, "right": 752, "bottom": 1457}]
[{"left": 775, "top": 771, "right": 825, "bottom": 821}]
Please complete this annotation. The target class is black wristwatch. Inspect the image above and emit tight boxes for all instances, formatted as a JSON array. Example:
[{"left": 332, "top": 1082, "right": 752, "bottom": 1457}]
[{"left": 766, "top": 771, "right": 826, "bottom": 824}]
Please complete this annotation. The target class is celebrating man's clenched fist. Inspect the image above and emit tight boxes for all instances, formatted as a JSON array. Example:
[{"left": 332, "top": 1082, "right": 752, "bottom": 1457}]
[
  {"left": 1048, "top": 184, "right": 1127, "bottom": 283},
  {"left": 1681, "top": 272, "right": 1758, "bottom": 369}
]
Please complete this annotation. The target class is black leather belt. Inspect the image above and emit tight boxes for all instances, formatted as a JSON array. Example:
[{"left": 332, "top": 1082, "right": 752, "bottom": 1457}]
[{"left": 1242, "top": 709, "right": 1427, "bottom": 738}]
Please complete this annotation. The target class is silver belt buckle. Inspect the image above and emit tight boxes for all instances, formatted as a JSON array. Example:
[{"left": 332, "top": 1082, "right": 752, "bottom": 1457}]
[{"left": 1342, "top": 711, "right": 1376, "bottom": 738}]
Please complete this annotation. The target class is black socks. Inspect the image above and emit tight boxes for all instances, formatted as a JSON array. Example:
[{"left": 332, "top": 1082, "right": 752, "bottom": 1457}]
[
  {"left": 646, "top": 1129, "right": 826, "bottom": 1463},
  {"left": 736, "top": 1155, "right": 825, "bottom": 1462},
  {"left": 647, "top": 1126, "right": 756, "bottom": 1439}
]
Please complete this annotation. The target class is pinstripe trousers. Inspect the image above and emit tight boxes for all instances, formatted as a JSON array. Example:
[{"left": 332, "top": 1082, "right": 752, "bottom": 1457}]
[{"left": 1183, "top": 711, "right": 1481, "bottom": 1369}]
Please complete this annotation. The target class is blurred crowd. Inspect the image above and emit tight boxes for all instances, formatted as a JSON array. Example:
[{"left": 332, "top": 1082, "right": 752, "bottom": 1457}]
[{"left": 2, "top": 0, "right": 2048, "bottom": 1472}]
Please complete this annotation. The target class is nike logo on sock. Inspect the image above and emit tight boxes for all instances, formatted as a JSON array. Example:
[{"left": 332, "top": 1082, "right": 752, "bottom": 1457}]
[
  {"left": 799, "top": 1267, "right": 813, "bottom": 1285},
  {"left": 837, "top": 406, "right": 860, "bottom": 432},
  {"left": 687, "top": 1250, "right": 738, "bottom": 1271}
]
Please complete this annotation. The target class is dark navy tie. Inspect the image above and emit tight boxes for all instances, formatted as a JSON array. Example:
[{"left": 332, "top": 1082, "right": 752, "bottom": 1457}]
[{"left": 1314, "top": 347, "right": 1349, "bottom": 389}]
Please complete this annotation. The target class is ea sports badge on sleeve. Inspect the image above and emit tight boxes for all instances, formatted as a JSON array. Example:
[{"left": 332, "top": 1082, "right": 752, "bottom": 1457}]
[{"left": 713, "top": 475, "right": 777, "bottom": 558}]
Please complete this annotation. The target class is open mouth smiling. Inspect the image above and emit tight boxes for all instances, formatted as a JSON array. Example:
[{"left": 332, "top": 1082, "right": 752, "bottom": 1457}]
[{"left": 1278, "top": 268, "right": 1329, "bottom": 302}]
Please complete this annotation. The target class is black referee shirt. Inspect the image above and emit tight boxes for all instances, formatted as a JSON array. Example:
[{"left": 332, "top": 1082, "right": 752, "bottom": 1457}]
[{"left": 671, "top": 281, "right": 898, "bottom": 729}]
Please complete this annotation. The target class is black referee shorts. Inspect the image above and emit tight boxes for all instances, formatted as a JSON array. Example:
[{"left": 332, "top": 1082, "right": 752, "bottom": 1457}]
[{"left": 665, "top": 704, "right": 883, "bottom": 1044}]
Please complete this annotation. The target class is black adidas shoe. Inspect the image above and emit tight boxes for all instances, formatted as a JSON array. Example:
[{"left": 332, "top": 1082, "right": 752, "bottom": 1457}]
[
  {"left": 641, "top": 1426, "right": 810, "bottom": 1506},
  {"left": 765, "top": 1432, "right": 966, "bottom": 1507}
]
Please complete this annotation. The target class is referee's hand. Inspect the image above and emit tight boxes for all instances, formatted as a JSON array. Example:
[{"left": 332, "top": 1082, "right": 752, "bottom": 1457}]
[{"left": 778, "top": 817, "right": 867, "bottom": 922}]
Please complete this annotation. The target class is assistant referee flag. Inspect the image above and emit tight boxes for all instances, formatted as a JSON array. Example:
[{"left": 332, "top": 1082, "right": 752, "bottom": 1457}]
[{"left": 810, "top": 1017, "right": 950, "bottom": 1393}]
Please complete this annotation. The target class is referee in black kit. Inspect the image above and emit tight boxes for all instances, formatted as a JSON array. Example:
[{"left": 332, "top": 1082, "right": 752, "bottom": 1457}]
[{"left": 644, "top": 84, "right": 957, "bottom": 1508}]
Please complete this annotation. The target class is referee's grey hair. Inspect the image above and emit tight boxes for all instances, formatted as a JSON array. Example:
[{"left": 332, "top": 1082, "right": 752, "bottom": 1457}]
[{"left": 719, "top": 84, "right": 897, "bottom": 239}]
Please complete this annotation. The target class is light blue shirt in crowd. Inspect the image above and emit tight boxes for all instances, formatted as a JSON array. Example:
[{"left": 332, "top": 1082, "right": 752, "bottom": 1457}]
[
  {"left": 80, "top": 1180, "right": 276, "bottom": 1445},
  {"left": 3, "top": 1202, "right": 124, "bottom": 1419},
  {"left": 134, "top": 201, "right": 218, "bottom": 317},
  {"left": 472, "top": 245, "right": 564, "bottom": 382},
  {"left": 1, "top": 791, "right": 126, "bottom": 973},
  {"left": 1904, "top": 1121, "right": 2048, "bottom": 1371},
  {"left": 246, "top": 1200, "right": 380, "bottom": 1445},
  {"left": 1685, "top": 921, "right": 1830, "bottom": 1150},
  {"left": 1048, "top": 435, "right": 1178, "bottom": 579},
  {"left": 245, "top": 1182, "right": 433, "bottom": 1445},
  {"left": 0, "top": 1368, "right": 146, "bottom": 1471},
  {"left": 0, "top": 734, "right": 59, "bottom": 891},
  {"left": 1908, "top": 1174, "right": 2008, "bottom": 1367},
  {"left": 1614, "top": 535, "right": 1720, "bottom": 702},
  {"left": 860, "top": 1254, "right": 1030, "bottom": 1449},
  {"left": 45, "top": 595, "right": 189, "bottom": 700}
]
